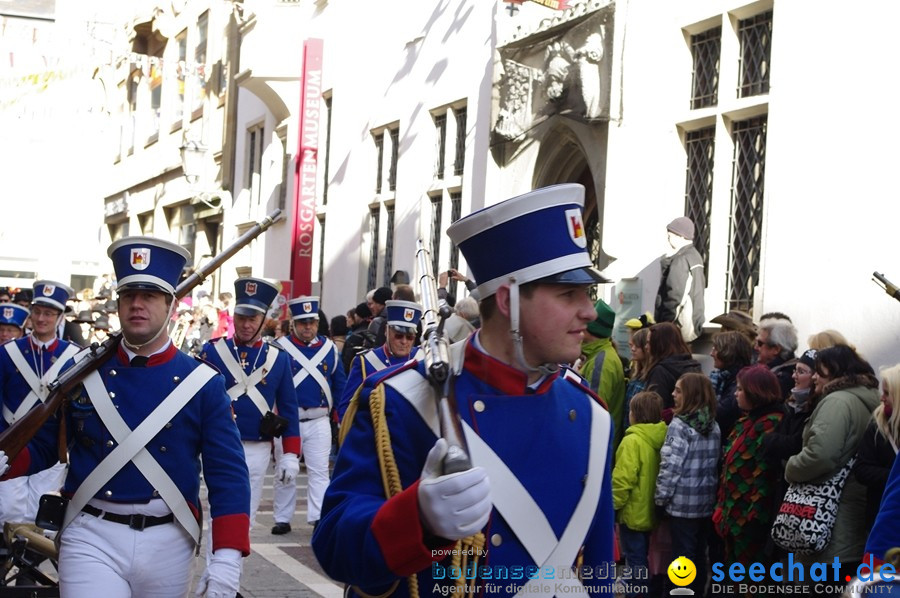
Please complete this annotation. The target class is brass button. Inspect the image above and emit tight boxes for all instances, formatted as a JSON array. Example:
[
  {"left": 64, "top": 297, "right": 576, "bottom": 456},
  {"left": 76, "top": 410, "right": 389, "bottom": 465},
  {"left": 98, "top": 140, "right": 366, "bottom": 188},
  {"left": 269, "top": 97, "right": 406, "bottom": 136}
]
[
  {"left": 105, "top": 440, "right": 114, "bottom": 448},
  {"left": 173, "top": 376, "right": 181, "bottom": 383},
  {"left": 569, "top": 409, "right": 577, "bottom": 421},
  {"left": 104, "top": 490, "right": 112, "bottom": 498},
  {"left": 491, "top": 533, "right": 502, "bottom": 547},
  {"left": 109, "top": 392, "right": 116, "bottom": 399},
  {"left": 110, "top": 370, "right": 117, "bottom": 376},
  {"left": 474, "top": 400, "right": 486, "bottom": 413}
]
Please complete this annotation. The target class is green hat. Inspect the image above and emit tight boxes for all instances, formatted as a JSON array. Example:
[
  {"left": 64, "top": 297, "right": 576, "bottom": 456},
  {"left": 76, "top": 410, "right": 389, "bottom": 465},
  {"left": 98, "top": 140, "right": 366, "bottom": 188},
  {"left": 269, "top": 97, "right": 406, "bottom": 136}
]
[{"left": 586, "top": 299, "right": 615, "bottom": 338}]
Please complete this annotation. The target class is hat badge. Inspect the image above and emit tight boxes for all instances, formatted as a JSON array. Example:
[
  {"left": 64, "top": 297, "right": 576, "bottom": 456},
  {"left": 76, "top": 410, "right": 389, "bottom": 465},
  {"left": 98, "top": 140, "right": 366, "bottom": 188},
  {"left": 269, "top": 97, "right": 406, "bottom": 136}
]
[
  {"left": 2, "top": 307, "right": 12, "bottom": 319},
  {"left": 42, "top": 284, "right": 55, "bottom": 297},
  {"left": 130, "top": 248, "right": 151, "bottom": 270},
  {"left": 302, "top": 302, "right": 312, "bottom": 313},
  {"left": 565, "top": 208, "right": 587, "bottom": 249},
  {"left": 245, "top": 282, "right": 257, "bottom": 296},
  {"left": 404, "top": 308, "right": 414, "bottom": 321}
]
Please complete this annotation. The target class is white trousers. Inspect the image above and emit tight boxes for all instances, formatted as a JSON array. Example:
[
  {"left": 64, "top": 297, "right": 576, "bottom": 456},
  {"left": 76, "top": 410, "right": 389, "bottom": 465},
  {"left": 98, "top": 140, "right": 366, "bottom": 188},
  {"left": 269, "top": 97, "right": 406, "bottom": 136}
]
[
  {"left": 59, "top": 508, "right": 195, "bottom": 597},
  {"left": 272, "top": 416, "right": 330, "bottom": 524},
  {"left": 0, "top": 461, "right": 67, "bottom": 525}
]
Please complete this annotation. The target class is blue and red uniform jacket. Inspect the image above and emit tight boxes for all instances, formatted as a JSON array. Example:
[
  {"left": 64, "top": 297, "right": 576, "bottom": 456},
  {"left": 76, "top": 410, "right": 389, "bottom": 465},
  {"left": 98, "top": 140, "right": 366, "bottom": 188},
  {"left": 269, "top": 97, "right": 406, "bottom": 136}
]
[
  {"left": 337, "top": 345, "right": 422, "bottom": 420},
  {"left": 0, "top": 336, "right": 77, "bottom": 431},
  {"left": 200, "top": 337, "right": 300, "bottom": 454},
  {"left": 864, "top": 450, "right": 900, "bottom": 567},
  {"left": 312, "top": 335, "right": 615, "bottom": 598},
  {"left": 6, "top": 343, "right": 251, "bottom": 555},
  {"left": 281, "top": 334, "right": 346, "bottom": 411}
]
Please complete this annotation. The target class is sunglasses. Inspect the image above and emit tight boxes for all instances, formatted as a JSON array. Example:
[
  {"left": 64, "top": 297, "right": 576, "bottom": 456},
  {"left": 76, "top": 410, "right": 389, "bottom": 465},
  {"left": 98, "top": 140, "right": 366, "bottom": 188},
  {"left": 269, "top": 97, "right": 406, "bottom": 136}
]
[{"left": 390, "top": 327, "right": 416, "bottom": 340}]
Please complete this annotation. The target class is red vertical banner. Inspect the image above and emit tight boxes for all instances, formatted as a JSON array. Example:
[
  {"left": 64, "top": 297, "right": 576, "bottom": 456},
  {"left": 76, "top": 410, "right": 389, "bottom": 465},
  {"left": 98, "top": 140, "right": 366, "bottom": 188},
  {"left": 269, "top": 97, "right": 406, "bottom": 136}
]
[{"left": 290, "top": 38, "right": 324, "bottom": 296}]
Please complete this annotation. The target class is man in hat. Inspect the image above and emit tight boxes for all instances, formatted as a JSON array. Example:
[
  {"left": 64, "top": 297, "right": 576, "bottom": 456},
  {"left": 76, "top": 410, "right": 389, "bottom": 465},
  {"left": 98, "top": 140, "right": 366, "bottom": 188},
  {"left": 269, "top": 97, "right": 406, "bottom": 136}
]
[
  {"left": 655, "top": 216, "right": 706, "bottom": 342},
  {"left": 272, "top": 296, "right": 346, "bottom": 534},
  {"left": 0, "top": 303, "right": 28, "bottom": 344},
  {"left": 710, "top": 309, "right": 757, "bottom": 345},
  {"left": 313, "top": 184, "right": 615, "bottom": 598},
  {"left": 337, "top": 300, "right": 424, "bottom": 421},
  {"left": 1, "top": 237, "right": 250, "bottom": 597},
  {"left": 365, "top": 287, "right": 394, "bottom": 350},
  {"left": 199, "top": 278, "right": 300, "bottom": 530},
  {"left": 0, "top": 280, "right": 79, "bottom": 526},
  {"left": 579, "top": 299, "right": 626, "bottom": 453}
]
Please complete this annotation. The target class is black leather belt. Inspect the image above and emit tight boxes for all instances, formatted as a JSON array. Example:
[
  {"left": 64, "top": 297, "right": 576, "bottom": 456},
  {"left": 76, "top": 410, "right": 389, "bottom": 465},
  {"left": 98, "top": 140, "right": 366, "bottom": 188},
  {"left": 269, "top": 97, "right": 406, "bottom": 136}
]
[{"left": 82, "top": 504, "right": 175, "bottom": 531}]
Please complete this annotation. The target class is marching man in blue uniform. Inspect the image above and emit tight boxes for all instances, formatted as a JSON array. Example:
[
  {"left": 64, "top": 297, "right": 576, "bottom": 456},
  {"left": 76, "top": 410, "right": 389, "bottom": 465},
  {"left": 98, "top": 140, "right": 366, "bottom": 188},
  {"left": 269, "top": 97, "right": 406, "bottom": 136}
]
[
  {"left": 272, "top": 296, "right": 346, "bottom": 533},
  {"left": 337, "top": 299, "right": 424, "bottom": 420},
  {"left": 313, "top": 184, "right": 615, "bottom": 598},
  {"left": 199, "top": 277, "right": 300, "bottom": 529},
  {"left": 0, "top": 302, "right": 29, "bottom": 343},
  {"left": 0, "top": 281, "right": 78, "bottom": 526},
  {"left": 1, "top": 237, "right": 251, "bottom": 597}
]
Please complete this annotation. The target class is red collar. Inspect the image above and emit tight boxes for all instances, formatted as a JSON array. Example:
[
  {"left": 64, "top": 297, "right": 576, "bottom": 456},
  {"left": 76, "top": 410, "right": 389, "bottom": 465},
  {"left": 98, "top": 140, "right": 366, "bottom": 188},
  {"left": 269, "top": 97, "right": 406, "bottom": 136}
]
[
  {"left": 233, "top": 338, "right": 264, "bottom": 349},
  {"left": 462, "top": 340, "right": 558, "bottom": 395},
  {"left": 29, "top": 337, "right": 59, "bottom": 353},
  {"left": 290, "top": 334, "right": 321, "bottom": 348},
  {"left": 116, "top": 342, "right": 178, "bottom": 367}
]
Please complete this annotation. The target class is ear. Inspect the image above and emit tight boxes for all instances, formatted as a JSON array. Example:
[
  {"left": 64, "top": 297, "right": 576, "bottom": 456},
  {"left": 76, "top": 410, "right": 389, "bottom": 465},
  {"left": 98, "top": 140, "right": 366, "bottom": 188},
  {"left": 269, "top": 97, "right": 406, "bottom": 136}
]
[{"left": 494, "top": 284, "right": 512, "bottom": 318}]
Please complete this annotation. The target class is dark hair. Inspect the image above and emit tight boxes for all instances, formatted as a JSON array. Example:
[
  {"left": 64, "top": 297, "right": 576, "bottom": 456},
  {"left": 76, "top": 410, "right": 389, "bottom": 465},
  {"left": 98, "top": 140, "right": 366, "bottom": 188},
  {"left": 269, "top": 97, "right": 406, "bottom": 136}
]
[
  {"left": 736, "top": 364, "right": 781, "bottom": 409},
  {"left": 330, "top": 315, "right": 349, "bottom": 336},
  {"left": 646, "top": 322, "right": 691, "bottom": 374},
  {"left": 760, "top": 311, "right": 792, "bottom": 323},
  {"left": 392, "top": 284, "right": 415, "bottom": 302},
  {"left": 317, "top": 310, "right": 330, "bottom": 336},
  {"left": 372, "top": 287, "right": 393, "bottom": 305},
  {"left": 816, "top": 344, "right": 874, "bottom": 379},
  {"left": 675, "top": 372, "right": 716, "bottom": 417},
  {"left": 355, "top": 302, "right": 372, "bottom": 320},
  {"left": 629, "top": 391, "right": 663, "bottom": 424},
  {"left": 279, "top": 320, "right": 291, "bottom": 335},
  {"left": 712, "top": 331, "right": 753, "bottom": 370}
]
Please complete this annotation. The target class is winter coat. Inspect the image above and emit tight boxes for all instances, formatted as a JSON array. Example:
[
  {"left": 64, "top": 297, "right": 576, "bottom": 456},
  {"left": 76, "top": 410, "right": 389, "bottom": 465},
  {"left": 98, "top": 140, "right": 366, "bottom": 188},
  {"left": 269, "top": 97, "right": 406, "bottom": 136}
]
[
  {"left": 655, "top": 244, "right": 705, "bottom": 341},
  {"left": 655, "top": 414, "right": 721, "bottom": 518},
  {"left": 784, "top": 374, "right": 880, "bottom": 564},
  {"left": 645, "top": 354, "right": 702, "bottom": 410},
  {"left": 854, "top": 418, "right": 898, "bottom": 530},
  {"left": 713, "top": 366, "right": 742, "bottom": 440},
  {"left": 580, "top": 337, "right": 626, "bottom": 452},
  {"left": 613, "top": 421, "right": 667, "bottom": 531}
]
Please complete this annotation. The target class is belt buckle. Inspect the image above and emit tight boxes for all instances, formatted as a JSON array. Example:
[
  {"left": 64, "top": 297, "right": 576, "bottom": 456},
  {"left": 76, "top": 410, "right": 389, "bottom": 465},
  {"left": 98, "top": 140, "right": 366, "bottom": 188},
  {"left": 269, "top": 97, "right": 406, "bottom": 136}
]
[{"left": 128, "top": 514, "right": 147, "bottom": 531}]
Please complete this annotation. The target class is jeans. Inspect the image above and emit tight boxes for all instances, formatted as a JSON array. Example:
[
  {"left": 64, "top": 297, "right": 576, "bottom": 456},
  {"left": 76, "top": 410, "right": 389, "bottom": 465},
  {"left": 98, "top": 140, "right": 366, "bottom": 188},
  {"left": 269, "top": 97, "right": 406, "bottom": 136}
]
[
  {"left": 668, "top": 516, "right": 708, "bottom": 595},
  {"left": 619, "top": 524, "right": 650, "bottom": 597}
]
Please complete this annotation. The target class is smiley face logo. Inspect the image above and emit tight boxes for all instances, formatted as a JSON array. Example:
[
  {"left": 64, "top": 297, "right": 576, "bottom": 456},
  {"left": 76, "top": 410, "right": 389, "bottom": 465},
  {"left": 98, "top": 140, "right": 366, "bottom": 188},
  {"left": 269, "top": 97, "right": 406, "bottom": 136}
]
[{"left": 667, "top": 556, "right": 696, "bottom": 587}]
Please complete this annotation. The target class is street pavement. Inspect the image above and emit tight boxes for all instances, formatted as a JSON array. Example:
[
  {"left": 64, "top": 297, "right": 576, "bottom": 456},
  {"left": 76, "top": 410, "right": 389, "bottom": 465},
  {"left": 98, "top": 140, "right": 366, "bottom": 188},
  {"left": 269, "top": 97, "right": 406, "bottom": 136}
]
[{"left": 195, "top": 463, "right": 343, "bottom": 598}]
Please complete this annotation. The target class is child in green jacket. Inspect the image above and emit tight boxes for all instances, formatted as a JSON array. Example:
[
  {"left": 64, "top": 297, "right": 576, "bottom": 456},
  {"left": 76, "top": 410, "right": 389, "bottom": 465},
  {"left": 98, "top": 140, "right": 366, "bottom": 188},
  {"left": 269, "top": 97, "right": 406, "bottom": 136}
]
[{"left": 612, "top": 391, "right": 668, "bottom": 595}]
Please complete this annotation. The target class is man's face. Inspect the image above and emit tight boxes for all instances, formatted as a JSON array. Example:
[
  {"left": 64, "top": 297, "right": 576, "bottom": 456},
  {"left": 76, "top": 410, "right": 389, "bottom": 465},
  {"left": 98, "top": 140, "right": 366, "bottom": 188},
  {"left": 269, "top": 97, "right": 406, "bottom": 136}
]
[
  {"left": 118, "top": 290, "right": 170, "bottom": 346},
  {"left": 293, "top": 318, "right": 318, "bottom": 343},
  {"left": 371, "top": 302, "right": 385, "bottom": 316},
  {"left": 30, "top": 304, "right": 61, "bottom": 340},
  {"left": 518, "top": 283, "right": 596, "bottom": 367},
  {"left": 755, "top": 329, "right": 781, "bottom": 365},
  {"left": 0, "top": 323, "right": 22, "bottom": 342},
  {"left": 233, "top": 312, "right": 264, "bottom": 345},
  {"left": 387, "top": 326, "right": 416, "bottom": 358}
]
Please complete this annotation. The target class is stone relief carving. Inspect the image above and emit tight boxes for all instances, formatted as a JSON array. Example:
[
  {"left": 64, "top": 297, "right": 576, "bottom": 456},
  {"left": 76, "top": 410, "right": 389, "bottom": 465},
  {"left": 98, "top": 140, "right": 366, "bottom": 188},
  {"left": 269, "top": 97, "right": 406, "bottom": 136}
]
[{"left": 493, "top": 4, "right": 613, "bottom": 142}]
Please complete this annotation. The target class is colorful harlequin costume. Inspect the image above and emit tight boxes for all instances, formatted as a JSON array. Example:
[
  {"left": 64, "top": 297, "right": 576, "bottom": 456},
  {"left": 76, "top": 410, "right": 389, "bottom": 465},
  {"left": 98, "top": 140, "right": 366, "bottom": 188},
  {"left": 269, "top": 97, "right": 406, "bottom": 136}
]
[
  {"left": 713, "top": 403, "right": 783, "bottom": 563},
  {"left": 312, "top": 184, "right": 614, "bottom": 598}
]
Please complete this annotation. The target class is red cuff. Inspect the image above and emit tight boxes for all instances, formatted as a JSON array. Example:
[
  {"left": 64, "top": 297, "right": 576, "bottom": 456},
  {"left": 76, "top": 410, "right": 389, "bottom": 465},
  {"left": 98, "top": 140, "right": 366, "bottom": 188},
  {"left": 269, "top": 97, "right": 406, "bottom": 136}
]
[
  {"left": 212, "top": 513, "right": 251, "bottom": 556},
  {"left": 2, "top": 448, "right": 31, "bottom": 480},
  {"left": 282, "top": 436, "right": 301, "bottom": 455},
  {"left": 861, "top": 553, "right": 885, "bottom": 574},
  {"left": 371, "top": 480, "right": 453, "bottom": 576}
]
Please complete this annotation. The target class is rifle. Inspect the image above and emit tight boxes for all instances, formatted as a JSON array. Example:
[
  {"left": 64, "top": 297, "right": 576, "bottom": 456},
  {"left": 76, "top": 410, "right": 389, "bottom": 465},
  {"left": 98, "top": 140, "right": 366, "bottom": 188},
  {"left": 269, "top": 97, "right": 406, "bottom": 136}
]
[
  {"left": 415, "top": 239, "right": 471, "bottom": 474},
  {"left": 873, "top": 272, "right": 900, "bottom": 303},
  {"left": 0, "top": 209, "right": 283, "bottom": 462}
]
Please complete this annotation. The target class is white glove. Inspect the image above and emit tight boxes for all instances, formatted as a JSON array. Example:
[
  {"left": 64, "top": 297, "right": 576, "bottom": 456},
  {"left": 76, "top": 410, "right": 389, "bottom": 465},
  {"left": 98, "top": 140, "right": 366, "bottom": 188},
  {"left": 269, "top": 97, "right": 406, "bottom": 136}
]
[
  {"left": 417, "top": 438, "right": 491, "bottom": 540},
  {"left": 195, "top": 548, "right": 242, "bottom": 597},
  {"left": 0, "top": 451, "right": 8, "bottom": 477},
  {"left": 275, "top": 454, "right": 300, "bottom": 484}
]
